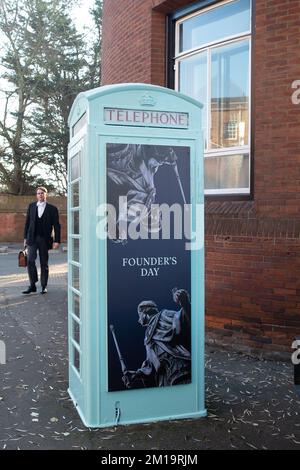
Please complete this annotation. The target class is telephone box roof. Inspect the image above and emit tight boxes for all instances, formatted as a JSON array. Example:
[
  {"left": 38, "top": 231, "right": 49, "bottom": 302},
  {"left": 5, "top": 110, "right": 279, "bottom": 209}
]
[{"left": 68, "top": 83, "right": 203, "bottom": 126}]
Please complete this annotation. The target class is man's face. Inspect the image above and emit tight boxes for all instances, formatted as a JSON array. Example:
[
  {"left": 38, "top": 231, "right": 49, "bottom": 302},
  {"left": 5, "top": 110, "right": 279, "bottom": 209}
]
[
  {"left": 138, "top": 311, "right": 149, "bottom": 327},
  {"left": 138, "top": 306, "right": 158, "bottom": 326},
  {"left": 36, "top": 190, "right": 46, "bottom": 202}
]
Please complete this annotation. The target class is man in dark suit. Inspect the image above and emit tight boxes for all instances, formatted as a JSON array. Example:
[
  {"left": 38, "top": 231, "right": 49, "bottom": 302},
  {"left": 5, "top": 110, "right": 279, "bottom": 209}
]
[{"left": 23, "top": 187, "right": 61, "bottom": 295}]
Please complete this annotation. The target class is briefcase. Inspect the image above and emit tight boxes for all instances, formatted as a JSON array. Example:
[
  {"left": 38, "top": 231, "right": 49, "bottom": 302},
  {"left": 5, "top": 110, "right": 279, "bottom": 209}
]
[{"left": 18, "top": 248, "right": 27, "bottom": 267}]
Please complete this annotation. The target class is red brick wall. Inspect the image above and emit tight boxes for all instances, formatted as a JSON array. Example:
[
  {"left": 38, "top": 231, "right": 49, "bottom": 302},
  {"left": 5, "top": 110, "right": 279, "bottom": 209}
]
[
  {"left": 205, "top": 201, "right": 300, "bottom": 353},
  {"left": 0, "top": 195, "right": 67, "bottom": 243},
  {"left": 102, "top": 1, "right": 151, "bottom": 84},
  {"left": 102, "top": 0, "right": 166, "bottom": 85},
  {"left": 254, "top": 0, "right": 300, "bottom": 217},
  {"left": 102, "top": 0, "right": 300, "bottom": 353}
]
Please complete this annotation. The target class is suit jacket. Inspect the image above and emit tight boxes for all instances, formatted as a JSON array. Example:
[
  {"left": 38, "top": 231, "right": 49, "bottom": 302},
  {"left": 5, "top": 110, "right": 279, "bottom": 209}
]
[{"left": 24, "top": 202, "right": 61, "bottom": 249}]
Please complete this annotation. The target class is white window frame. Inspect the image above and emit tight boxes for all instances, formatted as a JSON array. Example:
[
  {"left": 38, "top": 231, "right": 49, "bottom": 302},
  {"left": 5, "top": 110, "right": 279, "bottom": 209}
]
[{"left": 174, "top": 0, "right": 252, "bottom": 195}]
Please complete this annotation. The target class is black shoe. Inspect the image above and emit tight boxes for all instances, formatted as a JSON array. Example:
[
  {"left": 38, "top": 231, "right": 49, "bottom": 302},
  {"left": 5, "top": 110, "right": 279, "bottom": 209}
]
[
  {"left": 40, "top": 287, "right": 48, "bottom": 295},
  {"left": 22, "top": 286, "right": 37, "bottom": 295}
]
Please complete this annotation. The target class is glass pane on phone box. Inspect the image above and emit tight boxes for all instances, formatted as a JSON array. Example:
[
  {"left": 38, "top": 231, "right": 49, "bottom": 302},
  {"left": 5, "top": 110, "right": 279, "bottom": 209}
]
[
  {"left": 70, "top": 153, "right": 80, "bottom": 181},
  {"left": 72, "top": 238, "right": 79, "bottom": 263},
  {"left": 71, "top": 181, "right": 80, "bottom": 207},
  {"left": 73, "top": 347, "right": 80, "bottom": 373},
  {"left": 72, "top": 319, "right": 80, "bottom": 346},
  {"left": 73, "top": 293, "right": 80, "bottom": 318},
  {"left": 72, "top": 211, "right": 79, "bottom": 235},
  {"left": 72, "top": 264, "right": 80, "bottom": 291}
]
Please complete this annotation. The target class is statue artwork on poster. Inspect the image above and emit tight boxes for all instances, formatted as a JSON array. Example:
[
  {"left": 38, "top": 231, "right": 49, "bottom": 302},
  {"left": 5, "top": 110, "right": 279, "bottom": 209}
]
[{"left": 106, "top": 143, "right": 192, "bottom": 392}]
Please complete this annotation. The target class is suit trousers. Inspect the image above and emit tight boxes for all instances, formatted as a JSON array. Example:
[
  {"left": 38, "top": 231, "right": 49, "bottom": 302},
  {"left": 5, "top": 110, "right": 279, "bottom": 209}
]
[{"left": 27, "top": 235, "right": 49, "bottom": 288}]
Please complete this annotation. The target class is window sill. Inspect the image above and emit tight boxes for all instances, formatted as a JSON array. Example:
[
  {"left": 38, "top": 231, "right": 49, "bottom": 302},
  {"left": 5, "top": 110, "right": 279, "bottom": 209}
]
[{"left": 205, "top": 199, "right": 255, "bottom": 219}]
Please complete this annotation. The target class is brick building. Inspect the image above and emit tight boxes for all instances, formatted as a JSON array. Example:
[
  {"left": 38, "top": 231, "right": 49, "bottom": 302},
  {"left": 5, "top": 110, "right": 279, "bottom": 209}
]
[{"left": 102, "top": 0, "right": 300, "bottom": 354}]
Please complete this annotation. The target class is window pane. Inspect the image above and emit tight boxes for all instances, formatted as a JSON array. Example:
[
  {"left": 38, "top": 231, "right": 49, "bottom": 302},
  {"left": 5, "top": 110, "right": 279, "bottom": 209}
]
[
  {"left": 179, "top": 52, "right": 207, "bottom": 147},
  {"left": 72, "top": 112, "right": 86, "bottom": 137},
  {"left": 205, "top": 154, "right": 249, "bottom": 190},
  {"left": 72, "top": 318, "right": 80, "bottom": 346},
  {"left": 72, "top": 238, "right": 80, "bottom": 263},
  {"left": 70, "top": 152, "right": 80, "bottom": 181},
  {"left": 71, "top": 181, "right": 80, "bottom": 208},
  {"left": 72, "top": 264, "right": 80, "bottom": 291},
  {"left": 211, "top": 40, "right": 249, "bottom": 149},
  {"left": 71, "top": 210, "right": 80, "bottom": 235},
  {"left": 72, "top": 292, "right": 80, "bottom": 318},
  {"left": 73, "top": 346, "right": 80, "bottom": 373},
  {"left": 179, "top": 0, "right": 251, "bottom": 53}
]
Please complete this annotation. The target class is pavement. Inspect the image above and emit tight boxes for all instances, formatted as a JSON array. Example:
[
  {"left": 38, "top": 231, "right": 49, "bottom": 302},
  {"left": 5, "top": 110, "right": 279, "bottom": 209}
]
[{"left": 0, "top": 247, "right": 300, "bottom": 450}]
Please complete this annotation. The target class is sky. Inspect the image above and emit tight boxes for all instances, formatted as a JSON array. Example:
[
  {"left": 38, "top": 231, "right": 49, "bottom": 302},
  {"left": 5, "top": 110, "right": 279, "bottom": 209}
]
[{"left": 71, "top": 0, "right": 94, "bottom": 34}]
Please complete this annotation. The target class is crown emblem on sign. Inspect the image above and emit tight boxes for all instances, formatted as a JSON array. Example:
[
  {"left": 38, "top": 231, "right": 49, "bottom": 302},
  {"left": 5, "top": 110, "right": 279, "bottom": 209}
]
[{"left": 139, "top": 94, "right": 156, "bottom": 107}]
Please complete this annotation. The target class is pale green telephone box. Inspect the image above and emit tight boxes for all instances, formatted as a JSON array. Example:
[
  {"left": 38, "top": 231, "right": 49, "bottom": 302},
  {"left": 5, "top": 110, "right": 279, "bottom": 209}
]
[{"left": 67, "top": 83, "right": 206, "bottom": 427}]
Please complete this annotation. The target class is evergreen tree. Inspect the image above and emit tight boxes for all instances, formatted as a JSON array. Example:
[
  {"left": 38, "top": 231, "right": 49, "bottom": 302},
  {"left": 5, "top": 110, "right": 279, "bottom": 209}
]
[{"left": 0, "top": 0, "right": 102, "bottom": 194}]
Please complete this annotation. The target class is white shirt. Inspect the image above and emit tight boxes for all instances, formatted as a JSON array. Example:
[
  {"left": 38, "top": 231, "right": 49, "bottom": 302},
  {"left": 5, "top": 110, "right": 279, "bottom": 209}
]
[{"left": 37, "top": 201, "right": 46, "bottom": 218}]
